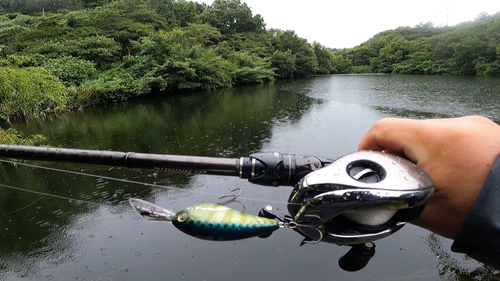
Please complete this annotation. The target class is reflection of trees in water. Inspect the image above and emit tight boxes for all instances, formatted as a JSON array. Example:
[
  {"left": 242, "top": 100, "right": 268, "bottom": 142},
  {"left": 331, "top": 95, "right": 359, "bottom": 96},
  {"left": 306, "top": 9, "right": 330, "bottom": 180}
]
[
  {"left": 0, "top": 163, "right": 150, "bottom": 279},
  {"left": 425, "top": 234, "right": 500, "bottom": 280},
  {"left": 373, "top": 106, "right": 452, "bottom": 120},
  {"left": 12, "top": 82, "right": 322, "bottom": 157},
  {"left": 0, "top": 83, "right": 321, "bottom": 279},
  {"left": 369, "top": 76, "right": 500, "bottom": 122},
  {"left": 373, "top": 106, "right": 500, "bottom": 127},
  {"left": 374, "top": 234, "right": 499, "bottom": 280}
]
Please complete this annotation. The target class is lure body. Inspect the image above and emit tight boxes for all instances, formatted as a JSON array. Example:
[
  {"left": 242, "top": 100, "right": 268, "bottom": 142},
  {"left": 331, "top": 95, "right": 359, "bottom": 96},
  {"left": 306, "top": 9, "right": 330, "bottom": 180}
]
[
  {"left": 129, "top": 198, "right": 280, "bottom": 241},
  {"left": 173, "top": 203, "right": 280, "bottom": 241}
]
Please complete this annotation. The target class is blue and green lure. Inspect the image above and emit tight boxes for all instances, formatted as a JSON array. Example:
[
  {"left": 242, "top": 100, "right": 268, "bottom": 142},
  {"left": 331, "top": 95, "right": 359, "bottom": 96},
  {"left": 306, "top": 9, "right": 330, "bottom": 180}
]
[{"left": 129, "top": 198, "right": 280, "bottom": 241}]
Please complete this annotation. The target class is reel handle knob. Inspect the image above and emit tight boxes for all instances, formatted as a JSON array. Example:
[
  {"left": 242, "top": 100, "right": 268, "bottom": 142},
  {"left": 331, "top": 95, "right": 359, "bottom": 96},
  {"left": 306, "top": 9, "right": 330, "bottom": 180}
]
[{"left": 338, "top": 242, "right": 376, "bottom": 272}]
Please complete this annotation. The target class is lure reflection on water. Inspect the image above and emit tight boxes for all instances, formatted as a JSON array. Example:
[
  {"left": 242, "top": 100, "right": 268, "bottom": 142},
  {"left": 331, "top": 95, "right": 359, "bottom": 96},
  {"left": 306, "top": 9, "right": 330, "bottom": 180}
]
[{"left": 129, "top": 198, "right": 280, "bottom": 241}]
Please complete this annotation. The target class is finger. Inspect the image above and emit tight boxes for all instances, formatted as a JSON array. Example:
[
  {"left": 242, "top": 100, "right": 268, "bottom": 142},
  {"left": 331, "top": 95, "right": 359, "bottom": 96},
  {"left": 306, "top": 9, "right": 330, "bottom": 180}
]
[{"left": 358, "top": 118, "right": 421, "bottom": 153}]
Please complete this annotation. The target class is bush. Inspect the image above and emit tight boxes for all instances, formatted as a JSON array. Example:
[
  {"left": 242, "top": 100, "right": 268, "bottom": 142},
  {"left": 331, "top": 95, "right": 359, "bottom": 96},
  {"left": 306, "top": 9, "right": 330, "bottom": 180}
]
[
  {"left": 25, "top": 36, "right": 121, "bottom": 67},
  {"left": 3, "top": 55, "right": 37, "bottom": 67},
  {"left": 0, "top": 128, "right": 47, "bottom": 146},
  {"left": 351, "top": 65, "right": 373, "bottom": 73},
  {"left": 227, "top": 51, "right": 274, "bottom": 83},
  {"left": 0, "top": 55, "right": 96, "bottom": 86},
  {"left": 69, "top": 68, "right": 138, "bottom": 108},
  {"left": 183, "top": 48, "right": 236, "bottom": 90},
  {"left": 40, "top": 56, "right": 96, "bottom": 86},
  {"left": 271, "top": 50, "right": 296, "bottom": 78},
  {"left": 474, "top": 58, "right": 500, "bottom": 77},
  {"left": 0, "top": 67, "right": 67, "bottom": 121},
  {"left": 130, "top": 29, "right": 238, "bottom": 92}
]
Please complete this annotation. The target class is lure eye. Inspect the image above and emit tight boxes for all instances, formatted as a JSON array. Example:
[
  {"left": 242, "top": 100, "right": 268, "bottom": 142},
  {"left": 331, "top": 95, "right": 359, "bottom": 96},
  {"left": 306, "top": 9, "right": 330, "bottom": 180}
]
[{"left": 177, "top": 212, "right": 188, "bottom": 222}]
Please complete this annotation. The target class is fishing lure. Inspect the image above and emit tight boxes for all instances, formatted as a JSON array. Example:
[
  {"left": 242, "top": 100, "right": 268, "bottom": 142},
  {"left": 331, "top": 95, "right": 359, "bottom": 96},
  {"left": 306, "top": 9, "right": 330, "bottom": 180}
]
[{"left": 129, "top": 198, "right": 280, "bottom": 241}]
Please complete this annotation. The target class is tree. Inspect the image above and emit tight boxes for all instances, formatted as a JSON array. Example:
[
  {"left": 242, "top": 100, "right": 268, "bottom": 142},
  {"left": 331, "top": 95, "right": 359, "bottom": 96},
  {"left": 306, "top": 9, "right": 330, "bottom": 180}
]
[
  {"left": 475, "top": 11, "right": 491, "bottom": 21},
  {"left": 271, "top": 29, "right": 317, "bottom": 77},
  {"left": 200, "top": 0, "right": 265, "bottom": 35},
  {"left": 270, "top": 49, "right": 296, "bottom": 78},
  {"left": 450, "top": 36, "right": 488, "bottom": 75},
  {"left": 375, "top": 41, "right": 419, "bottom": 73},
  {"left": 0, "top": 14, "right": 30, "bottom": 45},
  {"left": 0, "top": 0, "right": 78, "bottom": 14},
  {"left": 313, "top": 42, "right": 335, "bottom": 74}
]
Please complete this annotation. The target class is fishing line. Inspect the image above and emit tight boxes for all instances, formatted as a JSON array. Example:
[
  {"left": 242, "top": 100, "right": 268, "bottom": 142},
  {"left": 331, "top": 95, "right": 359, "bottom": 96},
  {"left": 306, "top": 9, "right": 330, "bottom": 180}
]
[
  {"left": 0, "top": 159, "right": 292, "bottom": 206},
  {"left": 5, "top": 196, "right": 44, "bottom": 215},
  {"left": 0, "top": 182, "right": 99, "bottom": 206},
  {"left": 0, "top": 159, "right": 167, "bottom": 188}
]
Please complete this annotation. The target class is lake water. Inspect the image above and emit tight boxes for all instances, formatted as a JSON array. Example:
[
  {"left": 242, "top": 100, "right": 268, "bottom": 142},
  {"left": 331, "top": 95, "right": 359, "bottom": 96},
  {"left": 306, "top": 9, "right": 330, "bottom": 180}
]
[{"left": 2, "top": 74, "right": 500, "bottom": 280}]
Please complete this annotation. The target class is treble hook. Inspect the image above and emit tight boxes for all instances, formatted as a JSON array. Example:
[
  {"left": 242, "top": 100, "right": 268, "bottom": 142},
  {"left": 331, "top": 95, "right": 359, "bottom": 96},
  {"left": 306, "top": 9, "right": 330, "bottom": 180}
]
[
  {"left": 218, "top": 188, "right": 242, "bottom": 202},
  {"left": 284, "top": 214, "right": 324, "bottom": 244},
  {"left": 217, "top": 188, "right": 246, "bottom": 213},
  {"left": 299, "top": 228, "right": 323, "bottom": 245}
]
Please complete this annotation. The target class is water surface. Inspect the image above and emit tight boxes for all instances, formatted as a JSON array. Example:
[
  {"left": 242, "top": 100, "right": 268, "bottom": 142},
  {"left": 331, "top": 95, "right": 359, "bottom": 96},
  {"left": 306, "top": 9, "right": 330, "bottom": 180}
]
[{"left": 2, "top": 75, "right": 500, "bottom": 280}]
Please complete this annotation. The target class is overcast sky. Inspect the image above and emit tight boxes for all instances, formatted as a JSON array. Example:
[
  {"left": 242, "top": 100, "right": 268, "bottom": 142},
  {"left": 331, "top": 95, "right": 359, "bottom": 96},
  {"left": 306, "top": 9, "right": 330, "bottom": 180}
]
[{"left": 196, "top": 0, "right": 500, "bottom": 49}]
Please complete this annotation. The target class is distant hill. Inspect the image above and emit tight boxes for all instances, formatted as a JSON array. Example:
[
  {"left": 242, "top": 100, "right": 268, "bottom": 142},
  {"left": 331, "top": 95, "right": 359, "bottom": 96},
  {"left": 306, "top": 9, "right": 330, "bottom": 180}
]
[{"left": 330, "top": 13, "right": 500, "bottom": 76}]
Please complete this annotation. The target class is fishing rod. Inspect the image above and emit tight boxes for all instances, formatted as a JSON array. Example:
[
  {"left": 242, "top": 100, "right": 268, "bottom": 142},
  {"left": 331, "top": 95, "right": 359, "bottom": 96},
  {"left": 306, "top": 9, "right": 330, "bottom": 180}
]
[
  {"left": 0, "top": 144, "right": 434, "bottom": 271},
  {"left": 0, "top": 144, "right": 333, "bottom": 187}
]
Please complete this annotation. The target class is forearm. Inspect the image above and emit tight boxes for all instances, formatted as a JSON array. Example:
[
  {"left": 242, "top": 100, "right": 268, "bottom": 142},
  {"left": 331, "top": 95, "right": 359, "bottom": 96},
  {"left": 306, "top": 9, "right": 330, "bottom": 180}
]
[{"left": 451, "top": 153, "right": 500, "bottom": 269}]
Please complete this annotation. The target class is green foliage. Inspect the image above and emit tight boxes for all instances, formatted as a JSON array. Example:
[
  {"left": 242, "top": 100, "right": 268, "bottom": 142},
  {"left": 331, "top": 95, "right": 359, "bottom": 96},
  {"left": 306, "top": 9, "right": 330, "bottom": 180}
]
[
  {"left": 127, "top": 23, "right": 278, "bottom": 92},
  {"left": 69, "top": 67, "right": 137, "bottom": 107},
  {"left": 200, "top": 0, "right": 265, "bottom": 35},
  {"left": 270, "top": 49, "right": 296, "bottom": 78},
  {"left": 217, "top": 32, "right": 272, "bottom": 57},
  {"left": 24, "top": 35, "right": 121, "bottom": 66},
  {"left": 0, "top": 67, "right": 67, "bottom": 120},
  {"left": 273, "top": 29, "right": 318, "bottom": 77},
  {"left": 334, "top": 13, "right": 500, "bottom": 76},
  {"left": 171, "top": 0, "right": 203, "bottom": 27},
  {"left": 181, "top": 48, "right": 236, "bottom": 90},
  {"left": 0, "top": 13, "right": 32, "bottom": 45},
  {"left": 164, "top": 23, "right": 223, "bottom": 48},
  {"left": 227, "top": 51, "right": 274, "bottom": 83},
  {"left": 0, "top": 0, "right": 68, "bottom": 14},
  {"left": 0, "top": 0, "right": 332, "bottom": 121},
  {"left": 39, "top": 56, "right": 96, "bottom": 86},
  {"left": 313, "top": 42, "right": 335, "bottom": 74},
  {"left": 86, "top": 6, "right": 168, "bottom": 48},
  {"left": 14, "top": 0, "right": 500, "bottom": 122},
  {"left": 0, "top": 54, "right": 95, "bottom": 85},
  {"left": 1, "top": 54, "right": 37, "bottom": 67},
  {"left": 350, "top": 65, "right": 372, "bottom": 74},
  {"left": 474, "top": 58, "right": 500, "bottom": 77},
  {"left": 0, "top": 0, "right": 497, "bottom": 125},
  {"left": 393, "top": 51, "right": 434, "bottom": 74},
  {"left": 149, "top": 0, "right": 201, "bottom": 28},
  {"left": 0, "top": 19, "right": 28, "bottom": 43},
  {"left": 129, "top": 28, "right": 236, "bottom": 91},
  {"left": 0, "top": 0, "right": 111, "bottom": 14},
  {"left": 0, "top": 128, "right": 47, "bottom": 146},
  {"left": 329, "top": 51, "right": 352, "bottom": 74},
  {"left": 374, "top": 41, "right": 415, "bottom": 72},
  {"left": 0, "top": 45, "right": 6, "bottom": 57}
]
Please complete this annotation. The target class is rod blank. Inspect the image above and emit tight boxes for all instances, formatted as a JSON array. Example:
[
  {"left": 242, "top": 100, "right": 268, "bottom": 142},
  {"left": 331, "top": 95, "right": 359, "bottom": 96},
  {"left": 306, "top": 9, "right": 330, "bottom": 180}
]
[{"left": 0, "top": 144, "right": 240, "bottom": 176}]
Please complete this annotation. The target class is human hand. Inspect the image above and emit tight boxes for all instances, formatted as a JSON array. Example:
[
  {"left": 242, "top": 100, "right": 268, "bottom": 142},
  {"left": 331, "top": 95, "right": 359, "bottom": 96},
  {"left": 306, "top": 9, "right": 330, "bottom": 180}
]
[{"left": 357, "top": 116, "right": 500, "bottom": 239}]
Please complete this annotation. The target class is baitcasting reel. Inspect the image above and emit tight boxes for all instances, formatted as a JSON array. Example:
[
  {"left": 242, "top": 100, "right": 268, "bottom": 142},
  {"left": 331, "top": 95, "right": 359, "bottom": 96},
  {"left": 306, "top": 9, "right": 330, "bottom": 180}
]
[{"left": 258, "top": 150, "right": 434, "bottom": 271}]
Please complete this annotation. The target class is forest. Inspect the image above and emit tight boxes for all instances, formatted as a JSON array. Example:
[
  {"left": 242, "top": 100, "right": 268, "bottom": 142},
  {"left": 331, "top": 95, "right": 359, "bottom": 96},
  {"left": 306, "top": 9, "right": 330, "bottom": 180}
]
[{"left": 0, "top": 0, "right": 500, "bottom": 130}]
